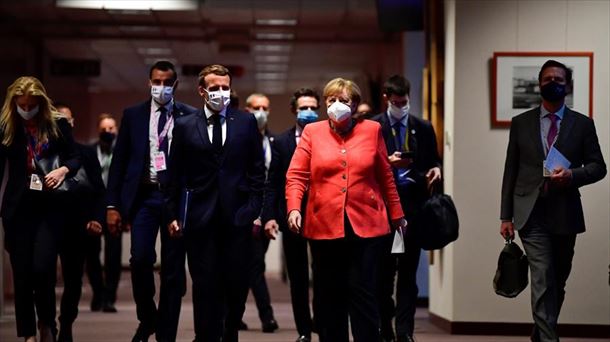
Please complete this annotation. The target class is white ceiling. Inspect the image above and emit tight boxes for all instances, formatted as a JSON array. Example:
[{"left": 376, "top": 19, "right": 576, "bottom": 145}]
[{"left": 0, "top": 0, "right": 402, "bottom": 95}]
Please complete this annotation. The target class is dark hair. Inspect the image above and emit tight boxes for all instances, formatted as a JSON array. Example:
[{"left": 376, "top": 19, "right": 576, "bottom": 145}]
[
  {"left": 198, "top": 64, "right": 231, "bottom": 86},
  {"left": 53, "top": 102, "right": 70, "bottom": 110},
  {"left": 538, "top": 60, "right": 572, "bottom": 84},
  {"left": 383, "top": 75, "right": 411, "bottom": 97},
  {"left": 290, "top": 87, "right": 320, "bottom": 112},
  {"left": 97, "top": 113, "right": 116, "bottom": 126},
  {"left": 149, "top": 60, "right": 177, "bottom": 81}
]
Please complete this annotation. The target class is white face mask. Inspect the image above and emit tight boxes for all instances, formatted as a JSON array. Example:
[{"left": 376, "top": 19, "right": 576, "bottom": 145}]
[
  {"left": 253, "top": 110, "right": 268, "bottom": 130},
  {"left": 388, "top": 101, "right": 409, "bottom": 120},
  {"left": 17, "top": 105, "right": 39, "bottom": 120},
  {"left": 205, "top": 89, "right": 231, "bottom": 112},
  {"left": 151, "top": 85, "right": 174, "bottom": 104},
  {"left": 327, "top": 101, "right": 352, "bottom": 124}
]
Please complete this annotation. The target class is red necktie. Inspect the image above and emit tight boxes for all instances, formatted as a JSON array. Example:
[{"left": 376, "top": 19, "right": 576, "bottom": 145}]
[{"left": 546, "top": 113, "right": 558, "bottom": 150}]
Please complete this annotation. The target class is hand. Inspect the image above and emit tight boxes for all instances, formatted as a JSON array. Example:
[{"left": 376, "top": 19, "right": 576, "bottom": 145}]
[
  {"left": 500, "top": 221, "right": 515, "bottom": 240},
  {"left": 264, "top": 219, "right": 279, "bottom": 240},
  {"left": 426, "top": 167, "right": 442, "bottom": 188},
  {"left": 252, "top": 218, "right": 262, "bottom": 239},
  {"left": 44, "top": 166, "right": 69, "bottom": 189},
  {"left": 391, "top": 217, "right": 408, "bottom": 232},
  {"left": 287, "top": 210, "right": 302, "bottom": 234},
  {"left": 106, "top": 208, "right": 122, "bottom": 236},
  {"left": 388, "top": 151, "right": 412, "bottom": 169},
  {"left": 86, "top": 220, "right": 103, "bottom": 236},
  {"left": 168, "top": 220, "right": 181, "bottom": 238},
  {"left": 549, "top": 167, "right": 572, "bottom": 188}
]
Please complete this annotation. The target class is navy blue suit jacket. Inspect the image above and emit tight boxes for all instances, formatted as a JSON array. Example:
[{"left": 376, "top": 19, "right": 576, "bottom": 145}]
[
  {"left": 106, "top": 99, "right": 197, "bottom": 219},
  {"left": 165, "top": 107, "right": 265, "bottom": 230}
]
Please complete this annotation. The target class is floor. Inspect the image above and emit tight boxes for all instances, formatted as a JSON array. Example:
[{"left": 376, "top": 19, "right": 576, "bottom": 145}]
[{"left": 1, "top": 271, "right": 607, "bottom": 342}]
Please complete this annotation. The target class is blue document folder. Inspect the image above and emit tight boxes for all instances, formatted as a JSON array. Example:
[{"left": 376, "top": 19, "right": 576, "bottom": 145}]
[{"left": 178, "top": 189, "right": 192, "bottom": 232}]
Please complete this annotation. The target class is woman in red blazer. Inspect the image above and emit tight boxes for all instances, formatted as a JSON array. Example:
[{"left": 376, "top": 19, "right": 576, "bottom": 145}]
[{"left": 286, "top": 78, "right": 406, "bottom": 342}]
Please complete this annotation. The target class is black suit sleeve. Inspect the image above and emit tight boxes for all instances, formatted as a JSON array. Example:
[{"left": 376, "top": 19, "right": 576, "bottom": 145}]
[
  {"left": 106, "top": 110, "right": 131, "bottom": 212},
  {"left": 500, "top": 118, "right": 520, "bottom": 221},
  {"left": 165, "top": 118, "right": 186, "bottom": 223},
  {"left": 570, "top": 118, "right": 606, "bottom": 188},
  {"left": 57, "top": 118, "right": 81, "bottom": 177},
  {"left": 245, "top": 116, "right": 266, "bottom": 219},
  {"left": 261, "top": 136, "right": 282, "bottom": 223},
  {"left": 81, "top": 144, "right": 107, "bottom": 223}
]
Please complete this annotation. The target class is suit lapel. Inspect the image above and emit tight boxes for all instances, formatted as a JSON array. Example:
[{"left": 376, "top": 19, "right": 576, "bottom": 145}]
[
  {"left": 379, "top": 113, "right": 396, "bottom": 153},
  {"left": 138, "top": 101, "right": 152, "bottom": 154},
  {"left": 554, "top": 107, "right": 576, "bottom": 153},
  {"left": 219, "top": 109, "right": 235, "bottom": 164},
  {"left": 407, "top": 115, "right": 419, "bottom": 153},
  {"left": 195, "top": 110, "right": 211, "bottom": 147},
  {"left": 528, "top": 107, "right": 545, "bottom": 160},
  {"left": 288, "top": 126, "right": 297, "bottom": 154}
]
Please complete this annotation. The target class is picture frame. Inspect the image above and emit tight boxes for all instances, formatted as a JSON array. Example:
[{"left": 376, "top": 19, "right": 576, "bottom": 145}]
[{"left": 491, "top": 52, "right": 593, "bottom": 128}]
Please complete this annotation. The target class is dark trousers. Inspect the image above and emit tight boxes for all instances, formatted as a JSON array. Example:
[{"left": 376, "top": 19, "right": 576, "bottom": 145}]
[
  {"left": 248, "top": 234, "right": 274, "bottom": 323},
  {"left": 84, "top": 226, "right": 122, "bottom": 305},
  {"left": 519, "top": 200, "right": 576, "bottom": 342},
  {"left": 378, "top": 226, "right": 421, "bottom": 337},
  {"left": 309, "top": 219, "right": 383, "bottom": 342},
  {"left": 3, "top": 192, "right": 64, "bottom": 338},
  {"left": 58, "top": 215, "right": 87, "bottom": 328},
  {"left": 129, "top": 187, "right": 186, "bottom": 341},
  {"left": 185, "top": 214, "right": 252, "bottom": 342},
  {"left": 283, "top": 228, "right": 314, "bottom": 337}
]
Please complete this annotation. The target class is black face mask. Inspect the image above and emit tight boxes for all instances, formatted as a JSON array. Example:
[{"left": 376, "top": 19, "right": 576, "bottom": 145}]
[
  {"left": 540, "top": 81, "right": 567, "bottom": 102},
  {"left": 99, "top": 131, "right": 116, "bottom": 144}
]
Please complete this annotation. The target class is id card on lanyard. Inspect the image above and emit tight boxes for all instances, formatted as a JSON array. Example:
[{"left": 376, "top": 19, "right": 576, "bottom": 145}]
[
  {"left": 153, "top": 110, "right": 173, "bottom": 172},
  {"left": 26, "top": 133, "right": 48, "bottom": 191}
]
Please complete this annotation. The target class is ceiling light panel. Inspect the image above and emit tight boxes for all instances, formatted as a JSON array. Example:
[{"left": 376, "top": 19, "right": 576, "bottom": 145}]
[{"left": 56, "top": 0, "right": 198, "bottom": 11}]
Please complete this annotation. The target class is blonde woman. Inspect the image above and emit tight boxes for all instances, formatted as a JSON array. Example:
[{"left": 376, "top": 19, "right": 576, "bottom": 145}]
[
  {"left": 286, "top": 78, "right": 406, "bottom": 342},
  {"left": 0, "top": 76, "right": 80, "bottom": 342}
]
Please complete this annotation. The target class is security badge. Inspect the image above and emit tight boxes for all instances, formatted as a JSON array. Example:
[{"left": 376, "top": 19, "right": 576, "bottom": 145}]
[
  {"left": 153, "top": 151, "right": 167, "bottom": 172},
  {"left": 29, "top": 174, "right": 43, "bottom": 191}
]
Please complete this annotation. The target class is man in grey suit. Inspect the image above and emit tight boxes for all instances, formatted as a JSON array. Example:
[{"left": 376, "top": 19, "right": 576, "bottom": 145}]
[{"left": 500, "top": 60, "right": 606, "bottom": 342}]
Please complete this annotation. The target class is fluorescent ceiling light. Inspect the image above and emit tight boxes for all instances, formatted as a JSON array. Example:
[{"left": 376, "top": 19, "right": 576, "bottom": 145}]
[
  {"left": 119, "top": 25, "right": 161, "bottom": 33},
  {"left": 256, "top": 33, "right": 295, "bottom": 40},
  {"left": 253, "top": 44, "right": 292, "bottom": 53},
  {"left": 256, "top": 19, "right": 297, "bottom": 26},
  {"left": 255, "top": 73, "right": 287, "bottom": 81},
  {"left": 256, "top": 64, "right": 289, "bottom": 72},
  {"left": 255, "top": 55, "right": 290, "bottom": 63},
  {"left": 137, "top": 47, "right": 173, "bottom": 55},
  {"left": 56, "top": 0, "right": 197, "bottom": 10}
]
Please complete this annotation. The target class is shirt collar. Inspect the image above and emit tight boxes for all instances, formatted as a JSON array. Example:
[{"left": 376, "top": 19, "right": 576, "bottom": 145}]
[
  {"left": 295, "top": 123, "right": 303, "bottom": 137},
  {"left": 204, "top": 104, "right": 227, "bottom": 120},
  {"left": 540, "top": 104, "right": 565, "bottom": 120},
  {"left": 151, "top": 98, "right": 173, "bottom": 114},
  {"left": 386, "top": 111, "right": 409, "bottom": 127}
]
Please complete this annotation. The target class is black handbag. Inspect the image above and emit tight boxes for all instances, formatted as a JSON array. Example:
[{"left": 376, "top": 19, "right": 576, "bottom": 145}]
[
  {"left": 34, "top": 154, "right": 92, "bottom": 194},
  {"left": 417, "top": 189, "right": 459, "bottom": 250},
  {"left": 493, "top": 239, "right": 529, "bottom": 298}
]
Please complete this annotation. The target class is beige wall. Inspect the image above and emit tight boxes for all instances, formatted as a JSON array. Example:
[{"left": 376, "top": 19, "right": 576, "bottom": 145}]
[{"left": 431, "top": 0, "right": 610, "bottom": 325}]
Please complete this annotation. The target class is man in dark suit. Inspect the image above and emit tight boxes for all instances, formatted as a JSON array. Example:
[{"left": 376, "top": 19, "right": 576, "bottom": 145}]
[
  {"left": 106, "top": 60, "right": 197, "bottom": 342},
  {"left": 84, "top": 113, "right": 122, "bottom": 313},
  {"left": 54, "top": 104, "right": 106, "bottom": 342},
  {"left": 262, "top": 87, "right": 321, "bottom": 342},
  {"left": 241, "top": 92, "right": 279, "bottom": 333},
  {"left": 372, "top": 75, "right": 441, "bottom": 342},
  {"left": 501, "top": 60, "right": 606, "bottom": 342},
  {"left": 166, "top": 64, "right": 265, "bottom": 342}
]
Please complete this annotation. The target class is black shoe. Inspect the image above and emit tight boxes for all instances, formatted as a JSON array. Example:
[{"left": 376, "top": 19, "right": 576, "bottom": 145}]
[
  {"left": 262, "top": 318, "right": 279, "bottom": 333},
  {"left": 90, "top": 295, "right": 102, "bottom": 312},
  {"left": 238, "top": 320, "right": 249, "bottom": 331},
  {"left": 397, "top": 335, "right": 415, "bottom": 342},
  {"left": 102, "top": 301, "right": 118, "bottom": 313},
  {"left": 131, "top": 324, "right": 155, "bottom": 342},
  {"left": 296, "top": 335, "right": 311, "bottom": 342}
]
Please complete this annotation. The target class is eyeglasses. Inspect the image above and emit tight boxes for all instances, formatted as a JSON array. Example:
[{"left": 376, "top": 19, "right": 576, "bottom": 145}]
[
  {"left": 298, "top": 106, "right": 318, "bottom": 111},
  {"left": 389, "top": 99, "right": 408, "bottom": 107}
]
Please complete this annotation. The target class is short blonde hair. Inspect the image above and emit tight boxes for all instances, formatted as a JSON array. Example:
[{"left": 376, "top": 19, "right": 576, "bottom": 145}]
[
  {"left": 0, "top": 76, "right": 60, "bottom": 146},
  {"left": 198, "top": 64, "right": 231, "bottom": 87},
  {"left": 323, "top": 78, "right": 361, "bottom": 107}
]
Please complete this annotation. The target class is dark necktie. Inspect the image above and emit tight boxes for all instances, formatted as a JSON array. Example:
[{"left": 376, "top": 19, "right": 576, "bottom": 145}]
[
  {"left": 546, "top": 113, "right": 558, "bottom": 150},
  {"left": 393, "top": 121, "right": 405, "bottom": 152},
  {"left": 212, "top": 114, "right": 222, "bottom": 150},
  {"left": 158, "top": 106, "right": 169, "bottom": 153}
]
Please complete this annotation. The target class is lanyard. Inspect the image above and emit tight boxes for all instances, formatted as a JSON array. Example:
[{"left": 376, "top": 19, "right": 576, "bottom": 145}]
[
  {"left": 154, "top": 109, "right": 174, "bottom": 149},
  {"left": 541, "top": 117, "right": 560, "bottom": 155}
]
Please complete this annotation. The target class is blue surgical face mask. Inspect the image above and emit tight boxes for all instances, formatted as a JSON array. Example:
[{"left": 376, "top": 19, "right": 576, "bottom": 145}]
[{"left": 296, "top": 109, "right": 318, "bottom": 127}]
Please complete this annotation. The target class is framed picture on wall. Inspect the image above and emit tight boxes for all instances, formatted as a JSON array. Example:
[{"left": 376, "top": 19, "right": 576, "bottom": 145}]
[{"left": 491, "top": 52, "right": 593, "bottom": 128}]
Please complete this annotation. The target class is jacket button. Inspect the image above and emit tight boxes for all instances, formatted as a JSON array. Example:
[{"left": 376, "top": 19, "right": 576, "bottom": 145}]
[
  {"left": 341, "top": 149, "right": 346, "bottom": 154},
  {"left": 342, "top": 174, "right": 346, "bottom": 179},
  {"left": 341, "top": 161, "right": 346, "bottom": 167},
  {"left": 341, "top": 187, "right": 347, "bottom": 193}
]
